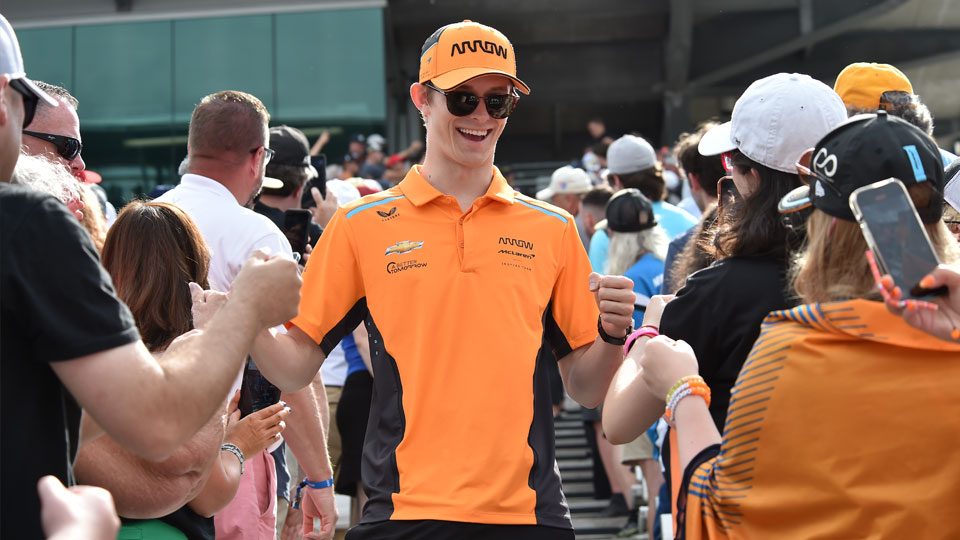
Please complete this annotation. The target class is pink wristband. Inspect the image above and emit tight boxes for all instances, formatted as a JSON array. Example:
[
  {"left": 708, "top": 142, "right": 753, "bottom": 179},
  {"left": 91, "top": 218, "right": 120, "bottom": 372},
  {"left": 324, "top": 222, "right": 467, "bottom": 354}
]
[{"left": 623, "top": 325, "right": 659, "bottom": 355}]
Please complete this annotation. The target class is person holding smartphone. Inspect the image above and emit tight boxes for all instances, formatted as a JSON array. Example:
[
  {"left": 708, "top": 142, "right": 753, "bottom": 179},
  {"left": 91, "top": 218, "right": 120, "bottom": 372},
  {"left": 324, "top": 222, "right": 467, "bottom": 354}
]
[{"left": 623, "top": 112, "right": 959, "bottom": 539}]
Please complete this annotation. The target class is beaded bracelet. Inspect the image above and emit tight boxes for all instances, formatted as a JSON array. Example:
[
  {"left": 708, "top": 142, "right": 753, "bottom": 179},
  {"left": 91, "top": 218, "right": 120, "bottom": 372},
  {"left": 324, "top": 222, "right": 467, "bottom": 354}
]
[
  {"left": 220, "top": 443, "right": 244, "bottom": 476},
  {"left": 664, "top": 375, "right": 711, "bottom": 423}
]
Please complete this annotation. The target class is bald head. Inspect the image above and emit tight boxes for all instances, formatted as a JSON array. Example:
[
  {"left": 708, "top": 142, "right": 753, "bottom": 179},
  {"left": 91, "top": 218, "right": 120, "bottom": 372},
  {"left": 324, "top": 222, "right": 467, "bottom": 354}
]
[{"left": 188, "top": 91, "right": 270, "bottom": 159}]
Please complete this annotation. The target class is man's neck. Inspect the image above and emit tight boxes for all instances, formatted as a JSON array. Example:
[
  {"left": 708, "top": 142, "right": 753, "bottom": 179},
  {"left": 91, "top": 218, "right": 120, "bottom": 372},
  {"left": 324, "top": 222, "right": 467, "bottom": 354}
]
[
  {"left": 418, "top": 154, "right": 493, "bottom": 212},
  {"left": 187, "top": 163, "right": 247, "bottom": 206}
]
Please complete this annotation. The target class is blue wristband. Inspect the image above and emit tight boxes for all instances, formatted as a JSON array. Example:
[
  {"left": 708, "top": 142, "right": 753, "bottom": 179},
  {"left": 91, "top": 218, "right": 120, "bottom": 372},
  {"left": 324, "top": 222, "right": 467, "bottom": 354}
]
[{"left": 293, "top": 477, "right": 334, "bottom": 509}]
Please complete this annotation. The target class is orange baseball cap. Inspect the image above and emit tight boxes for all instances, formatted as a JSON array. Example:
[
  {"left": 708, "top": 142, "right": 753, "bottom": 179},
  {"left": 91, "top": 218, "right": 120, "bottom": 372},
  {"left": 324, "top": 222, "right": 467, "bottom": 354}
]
[
  {"left": 419, "top": 20, "right": 530, "bottom": 94},
  {"left": 833, "top": 62, "right": 913, "bottom": 110}
]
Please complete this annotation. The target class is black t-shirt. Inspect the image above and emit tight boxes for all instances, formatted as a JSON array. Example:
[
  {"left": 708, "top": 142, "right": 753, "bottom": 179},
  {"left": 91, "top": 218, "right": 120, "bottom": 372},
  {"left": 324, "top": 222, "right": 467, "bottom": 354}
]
[
  {"left": 1, "top": 184, "right": 140, "bottom": 540},
  {"left": 660, "top": 256, "right": 795, "bottom": 431},
  {"left": 252, "top": 200, "right": 323, "bottom": 248}
]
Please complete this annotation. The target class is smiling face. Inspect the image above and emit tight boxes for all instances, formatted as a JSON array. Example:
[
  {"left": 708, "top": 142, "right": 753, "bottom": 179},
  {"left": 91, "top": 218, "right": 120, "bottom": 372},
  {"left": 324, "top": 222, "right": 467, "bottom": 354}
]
[{"left": 419, "top": 74, "right": 511, "bottom": 171}]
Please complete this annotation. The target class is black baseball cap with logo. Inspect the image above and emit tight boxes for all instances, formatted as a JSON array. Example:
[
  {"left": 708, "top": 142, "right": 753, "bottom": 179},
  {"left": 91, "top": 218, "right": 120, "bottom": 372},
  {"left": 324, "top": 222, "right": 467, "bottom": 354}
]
[
  {"left": 781, "top": 112, "right": 944, "bottom": 223},
  {"left": 606, "top": 188, "right": 658, "bottom": 233}
]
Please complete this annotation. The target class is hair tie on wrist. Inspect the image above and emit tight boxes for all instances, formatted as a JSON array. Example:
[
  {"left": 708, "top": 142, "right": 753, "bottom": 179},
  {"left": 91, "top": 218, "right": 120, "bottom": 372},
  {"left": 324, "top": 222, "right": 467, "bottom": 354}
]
[{"left": 293, "top": 477, "right": 334, "bottom": 509}]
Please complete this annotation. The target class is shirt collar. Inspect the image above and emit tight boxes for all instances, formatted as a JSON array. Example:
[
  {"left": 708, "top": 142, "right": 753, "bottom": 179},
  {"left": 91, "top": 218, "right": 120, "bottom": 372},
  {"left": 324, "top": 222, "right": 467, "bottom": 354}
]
[
  {"left": 767, "top": 299, "right": 960, "bottom": 351},
  {"left": 179, "top": 173, "right": 236, "bottom": 201},
  {"left": 399, "top": 165, "right": 515, "bottom": 207}
]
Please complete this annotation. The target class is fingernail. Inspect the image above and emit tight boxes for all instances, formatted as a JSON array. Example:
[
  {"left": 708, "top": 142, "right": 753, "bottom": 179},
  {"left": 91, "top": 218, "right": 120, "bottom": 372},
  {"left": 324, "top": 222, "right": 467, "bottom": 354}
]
[
  {"left": 892, "top": 286, "right": 902, "bottom": 298},
  {"left": 280, "top": 401, "right": 287, "bottom": 407},
  {"left": 919, "top": 275, "right": 935, "bottom": 289},
  {"left": 951, "top": 328, "right": 960, "bottom": 340},
  {"left": 906, "top": 300, "right": 917, "bottom": 311},
  {"left": 881, "top": 276, "right": 894, "bottom": 289},
  {"left": 285, "top": 407, "right": 292, "bottom": 414}
]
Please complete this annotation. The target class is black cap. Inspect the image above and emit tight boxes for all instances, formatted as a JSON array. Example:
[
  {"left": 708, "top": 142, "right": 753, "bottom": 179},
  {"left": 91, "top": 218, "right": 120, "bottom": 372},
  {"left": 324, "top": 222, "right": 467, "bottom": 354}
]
[
  {"left": 349, "top": 133, "right": 366, "bottom": 144},
  {"left": 606, "top": 188, "right": 658, "bottom": 233},
  {"left": 805, "top": 112, "right": 944, "bottom": 223},
  {"left": 269, "top": 126, "right": 317, "bottom": 170}
]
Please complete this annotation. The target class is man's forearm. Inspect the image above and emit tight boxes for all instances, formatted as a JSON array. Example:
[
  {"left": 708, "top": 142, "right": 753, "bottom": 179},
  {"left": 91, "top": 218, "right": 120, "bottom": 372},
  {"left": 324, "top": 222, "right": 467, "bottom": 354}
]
[
  {"left": 252, "top": 327, "right": 326, "bottom": 392},
  {"left": 152, "top": 296, "right": 263, "bottom": 444},
  {"left": 560, "top": 337, "right": 624, "bottom": 409},
  {"left": 282, "top": 371, "right": 333, "bottom": 481}
]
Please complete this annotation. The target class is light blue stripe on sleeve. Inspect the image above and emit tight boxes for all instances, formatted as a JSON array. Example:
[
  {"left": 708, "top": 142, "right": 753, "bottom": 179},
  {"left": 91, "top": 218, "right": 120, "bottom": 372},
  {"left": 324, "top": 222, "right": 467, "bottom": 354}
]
[
  {"left": 516, "top": 199, "right": 568, "bottom": 224},
  {"left": 345, "top": 195, "right": 406, "bottom": 219}
]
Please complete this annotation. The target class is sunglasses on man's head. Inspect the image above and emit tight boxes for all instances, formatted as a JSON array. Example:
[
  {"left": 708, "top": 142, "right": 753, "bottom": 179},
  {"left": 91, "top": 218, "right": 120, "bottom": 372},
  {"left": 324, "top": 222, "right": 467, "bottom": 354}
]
[
  {"left": 23, "top": 131, "right": 83, "bottom": 161},
  {"left": 424, "top": 82, "right": 519, "bottom": 119},
  {"left": 9, "top": 79, "right": 38, "bottom": 129},
  {"left": 23, "top": 130, "right": 83, "bottom": 161}
]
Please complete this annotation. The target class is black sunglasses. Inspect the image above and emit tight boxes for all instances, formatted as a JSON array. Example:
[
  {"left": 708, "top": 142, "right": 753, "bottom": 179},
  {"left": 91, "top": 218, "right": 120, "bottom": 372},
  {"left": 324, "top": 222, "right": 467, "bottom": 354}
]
[
  {"left": 9, "top": 79, "right": 38, "bottom": 129},
  {"left": 424, "top": 82, "right": 519, "bottom": 119},
  {"left": 23, "top": 131, "right": 82, "bottom": 161}
]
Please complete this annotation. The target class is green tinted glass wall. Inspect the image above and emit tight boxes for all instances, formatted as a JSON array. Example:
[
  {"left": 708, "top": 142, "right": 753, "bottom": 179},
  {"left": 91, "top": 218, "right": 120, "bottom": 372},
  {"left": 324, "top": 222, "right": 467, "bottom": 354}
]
[
  {"left": 275, "top": 10, "right": 385, "bottom": 121},
  {"left": 17, "top": 8, "right": 386, "bottom": 128}
]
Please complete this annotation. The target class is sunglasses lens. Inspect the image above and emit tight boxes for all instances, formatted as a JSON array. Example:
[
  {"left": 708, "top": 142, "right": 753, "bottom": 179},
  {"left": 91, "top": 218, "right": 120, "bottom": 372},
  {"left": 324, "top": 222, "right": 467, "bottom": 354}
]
[
  {"left": 445, "top": 92, "right": 480, "bottom": 117},
  {"left": 62, "top": 139, "right": 81, "bottom": 160},
  {"left": 485, "top": 95, "right": 517, "bottom": 119}
]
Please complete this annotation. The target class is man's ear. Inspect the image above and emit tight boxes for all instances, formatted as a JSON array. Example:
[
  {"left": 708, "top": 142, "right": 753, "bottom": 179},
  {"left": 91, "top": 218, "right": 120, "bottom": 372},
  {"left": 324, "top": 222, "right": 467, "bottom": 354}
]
[
  {"left": 293, "top": 183, "right": 305, "bottom": 201},
  {"left": 688, "top": 172, "right": 702, "bottom": 193},
  {"left": 612, "top": 175, "right": 623, "bottom": 191},
  {"left": 410, "top": 82, "right": 430, "bottom": 112},
  {"left": 0, "top": 76, "right": 10, "bottom": 128}
]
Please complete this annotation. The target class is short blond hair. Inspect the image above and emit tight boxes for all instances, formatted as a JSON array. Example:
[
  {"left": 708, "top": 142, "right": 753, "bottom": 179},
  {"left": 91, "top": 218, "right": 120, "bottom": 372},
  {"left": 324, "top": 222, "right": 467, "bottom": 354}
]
[{"left": 188, "top": 91, "right": 269, "bottom": 157}]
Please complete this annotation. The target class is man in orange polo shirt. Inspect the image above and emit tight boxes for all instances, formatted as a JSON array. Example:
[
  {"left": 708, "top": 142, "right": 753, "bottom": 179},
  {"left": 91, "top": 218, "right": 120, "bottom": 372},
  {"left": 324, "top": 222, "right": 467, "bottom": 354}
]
[{"left": 252, "top": 20, "right": 635, "bottom": 540}]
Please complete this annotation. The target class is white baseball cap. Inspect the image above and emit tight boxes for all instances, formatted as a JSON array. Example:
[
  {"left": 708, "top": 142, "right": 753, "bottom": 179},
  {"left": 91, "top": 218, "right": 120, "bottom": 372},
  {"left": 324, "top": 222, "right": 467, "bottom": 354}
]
[
  {"left": 698, "top": 73, "right": 847, "bottom": 173},
  {"left": 537, "top": 165, "right": 592, "bottom": 200},
  {"left": 607, "top": 135, "right": 657, "bottom": 175},
  {"left": 0, "top": 14, "right": 58, "bottom": 108}
]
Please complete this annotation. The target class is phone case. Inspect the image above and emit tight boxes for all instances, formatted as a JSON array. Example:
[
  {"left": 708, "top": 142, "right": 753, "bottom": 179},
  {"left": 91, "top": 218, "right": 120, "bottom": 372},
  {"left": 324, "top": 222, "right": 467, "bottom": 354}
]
[{"left": 849, "top": 178, "right": 944, "bottom": 298}]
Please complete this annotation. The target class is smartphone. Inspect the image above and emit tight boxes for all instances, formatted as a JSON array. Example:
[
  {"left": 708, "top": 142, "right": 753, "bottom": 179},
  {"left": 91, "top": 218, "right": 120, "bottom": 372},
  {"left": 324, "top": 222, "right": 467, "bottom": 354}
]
[
  {"left": 283, "top": 209, "right": 312, "bottom": 260},
  {"left": 302, "top": 153, "right": 328, "bottom": 208},
  {"left": 239, "top": 365, "right": 281, "bottom": 417},
  {"left": 717, "top": 176, "right": 742, "bottom": 216},
  {"left": 849, "top": 178, "right": 946, "bottom": 299}
]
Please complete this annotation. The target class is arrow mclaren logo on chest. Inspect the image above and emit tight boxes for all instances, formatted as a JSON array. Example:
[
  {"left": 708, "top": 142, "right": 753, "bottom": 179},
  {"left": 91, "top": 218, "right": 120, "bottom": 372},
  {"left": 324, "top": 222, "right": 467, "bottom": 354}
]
[
  {"left": 498, "top": 237, "right": 535, "bottom": 260},
  {"left": 498, "top": 237, "right": 533, "bottom": 250}
]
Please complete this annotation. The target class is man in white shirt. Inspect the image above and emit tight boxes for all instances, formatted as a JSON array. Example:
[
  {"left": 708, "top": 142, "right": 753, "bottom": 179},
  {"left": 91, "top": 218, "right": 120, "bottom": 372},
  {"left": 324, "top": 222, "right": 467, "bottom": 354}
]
[{"left": 158, "top": 90, "right": 336, "bottom": 539}]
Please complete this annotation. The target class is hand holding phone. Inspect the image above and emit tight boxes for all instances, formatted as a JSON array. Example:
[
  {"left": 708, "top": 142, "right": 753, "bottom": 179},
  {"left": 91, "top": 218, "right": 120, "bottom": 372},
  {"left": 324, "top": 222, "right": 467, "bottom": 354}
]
[
  {"left": 283, "top": 209, "right": 312, "bottom": 261},
  {"left": 850, "top": 178, "right": 945, "bottom": 299}
]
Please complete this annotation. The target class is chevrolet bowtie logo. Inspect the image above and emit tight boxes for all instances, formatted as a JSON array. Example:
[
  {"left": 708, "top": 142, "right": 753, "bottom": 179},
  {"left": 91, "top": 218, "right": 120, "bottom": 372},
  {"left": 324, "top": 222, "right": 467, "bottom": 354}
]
[{"left": 385, "top": 240, "right": 424, "bottom": 256}]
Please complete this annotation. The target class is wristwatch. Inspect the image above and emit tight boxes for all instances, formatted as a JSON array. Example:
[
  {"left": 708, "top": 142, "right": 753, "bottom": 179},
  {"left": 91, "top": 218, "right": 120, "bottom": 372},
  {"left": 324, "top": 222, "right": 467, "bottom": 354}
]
[{"left": 597, "top": 315, "right": 632, "bottom": 346}]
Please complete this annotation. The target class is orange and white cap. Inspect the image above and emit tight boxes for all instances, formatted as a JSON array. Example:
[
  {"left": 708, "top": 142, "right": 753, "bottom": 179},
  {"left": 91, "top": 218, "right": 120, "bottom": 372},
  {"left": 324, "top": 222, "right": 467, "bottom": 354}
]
[{"left": 419, "top": 20, "right": 530, "bottom": 94}]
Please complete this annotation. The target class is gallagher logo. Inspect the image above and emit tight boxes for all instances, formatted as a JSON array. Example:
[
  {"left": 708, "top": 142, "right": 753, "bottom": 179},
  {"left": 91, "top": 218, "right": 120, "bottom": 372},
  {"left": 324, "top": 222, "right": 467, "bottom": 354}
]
[{"left": 385, "top": 240, "right": 423, "bottom": 256}]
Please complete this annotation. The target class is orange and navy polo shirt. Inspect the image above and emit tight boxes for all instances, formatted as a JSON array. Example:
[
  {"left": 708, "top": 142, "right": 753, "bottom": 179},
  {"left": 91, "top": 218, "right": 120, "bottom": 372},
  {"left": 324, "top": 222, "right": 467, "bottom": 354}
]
[
  {"left": 679, "top": 299, "right": 960, "bottom": 539},
  {"left": 292, "top": 165, "right": 599, "bottom": 528}
]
